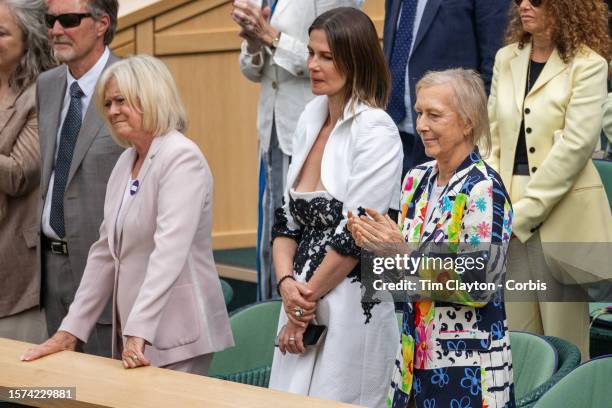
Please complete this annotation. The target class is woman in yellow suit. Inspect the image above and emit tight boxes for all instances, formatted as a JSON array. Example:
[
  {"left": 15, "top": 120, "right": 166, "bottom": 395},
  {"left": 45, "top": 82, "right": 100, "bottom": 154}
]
[{"left": 487, "top": 0, "right": 611, "bottom": 359}]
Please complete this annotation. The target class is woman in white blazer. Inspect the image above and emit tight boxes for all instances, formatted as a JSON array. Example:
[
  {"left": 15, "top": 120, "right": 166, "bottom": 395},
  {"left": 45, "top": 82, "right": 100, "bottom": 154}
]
[
  {"left": 487, "top": 0, "right": 611, "bottom": 358},
  {"left": 269, "top": 8, "right": 402, "bottom": 406},
  {"left": 22, "top": 56, "right": 234, "bottom": 374},
  {"left": 232, "top": 0, "right": 363, "bottom": 300}
]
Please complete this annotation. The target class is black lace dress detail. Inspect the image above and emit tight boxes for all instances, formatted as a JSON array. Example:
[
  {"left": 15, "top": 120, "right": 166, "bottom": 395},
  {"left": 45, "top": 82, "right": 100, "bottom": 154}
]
[{"left": 272, "top": 190, "right": 379, "bottom": 323}]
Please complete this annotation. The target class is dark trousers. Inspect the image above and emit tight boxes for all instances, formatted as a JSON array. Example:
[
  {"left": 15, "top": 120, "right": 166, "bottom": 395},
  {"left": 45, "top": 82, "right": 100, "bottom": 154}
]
[{"left": 42, "top": 248, "right": 112, "bottom": 358}]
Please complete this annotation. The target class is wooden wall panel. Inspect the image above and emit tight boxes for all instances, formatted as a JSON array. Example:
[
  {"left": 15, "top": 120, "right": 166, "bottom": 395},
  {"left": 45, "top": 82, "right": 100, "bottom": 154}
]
[
  {"left": 160, "top": 53, "right": 260, "bottom": 248},
  {"left": 156, "top": 29, "right": 241, "bottom": 55},
  {"left": 111, "top": 26, "right": 135, "bottom": 48},
  {"left": 113, "top": 42, "right": 136, "bottom": 57},
  {"left": 155, "top": 0, "right": 228, "bottom": 31},
  {"left": 136, "top": 20, "right": 155, "bottom": 54},
  {"left": 114, "top": 0, "right": 385, "bottom": 249}
]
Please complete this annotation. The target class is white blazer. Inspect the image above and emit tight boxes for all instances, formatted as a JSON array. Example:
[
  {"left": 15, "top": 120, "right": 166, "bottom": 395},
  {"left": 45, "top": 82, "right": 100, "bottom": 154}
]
[
  {"left": 60, "top": 131, "right": 234, "bottom": 366},
  {"left": 283, "top": 96, "right": 403, "bottom": 232},
  {"left": 239, "top": 0, "right": 363, "bottom": 155}
]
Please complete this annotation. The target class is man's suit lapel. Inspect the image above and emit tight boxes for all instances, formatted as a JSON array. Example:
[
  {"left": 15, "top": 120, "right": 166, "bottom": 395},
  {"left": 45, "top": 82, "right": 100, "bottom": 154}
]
[
  {"left": 67, "top": 53, "right": 120, "bottom": 186},
  {"left": 411, "top": 0, "right": 442, "bottom": 57},
  {"left": 40, "top": 68, "right": 67, "bottom": 194},
  {"left": 67, "top": 105, "right": 104, "bottom": 184},
  {"left": 383, "top": 0, "right": 403, "bottom": 61}
]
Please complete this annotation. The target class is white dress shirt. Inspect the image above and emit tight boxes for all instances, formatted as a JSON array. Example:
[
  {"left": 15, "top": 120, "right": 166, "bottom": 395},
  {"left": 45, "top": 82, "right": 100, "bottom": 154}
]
[{"left": 42, "top": 47, "right": 110, "bottom": 239}]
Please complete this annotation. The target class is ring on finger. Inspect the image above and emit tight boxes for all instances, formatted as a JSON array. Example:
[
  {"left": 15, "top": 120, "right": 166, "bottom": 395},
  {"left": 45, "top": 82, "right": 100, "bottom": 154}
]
[
  {"left": 293, "top": 307, "right": 304, "bottom": 317},
  {"left": 288, "top": 336, "right": 296, "bottom": 342}
]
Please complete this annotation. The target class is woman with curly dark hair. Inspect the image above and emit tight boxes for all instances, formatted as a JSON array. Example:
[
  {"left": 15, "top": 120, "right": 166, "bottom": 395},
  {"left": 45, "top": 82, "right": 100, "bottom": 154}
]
[{"left": 487, "top": 0, "right": 612, "bottom": 359}]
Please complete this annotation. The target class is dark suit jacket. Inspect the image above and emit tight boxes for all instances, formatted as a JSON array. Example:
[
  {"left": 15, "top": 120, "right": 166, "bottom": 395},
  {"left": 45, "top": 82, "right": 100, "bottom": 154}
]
[
  {"left": 37, "top": 53, "right": 123, "bottom": 324},
  {"left": 383, "top": 0, "right": 510, "bottom": 169}
]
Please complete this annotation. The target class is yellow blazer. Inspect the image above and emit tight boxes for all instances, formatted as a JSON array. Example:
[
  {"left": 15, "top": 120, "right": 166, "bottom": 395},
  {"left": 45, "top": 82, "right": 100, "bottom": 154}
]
[
  {"left": 487, "top": 42, "right": 611, "bottom": 283},
  {"left": 604, "top": 92, "right": 612, "bottom": 144}
]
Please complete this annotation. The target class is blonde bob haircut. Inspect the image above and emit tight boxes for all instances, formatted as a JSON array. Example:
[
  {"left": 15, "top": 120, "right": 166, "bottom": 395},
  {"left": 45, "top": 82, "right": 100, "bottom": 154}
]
[
  {"left": 95, "top": 55, "right": 188, "bottom": 147},
  {"left": 415, "top": 68, "right": 491, "bottom": 157}
]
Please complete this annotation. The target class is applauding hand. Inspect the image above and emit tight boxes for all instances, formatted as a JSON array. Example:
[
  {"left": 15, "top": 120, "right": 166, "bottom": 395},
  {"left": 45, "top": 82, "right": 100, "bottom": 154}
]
[
  {"left": 348, "top": 208, "right": 406, "bottom": 256},
  {"left": 231, "top": 1, "right": 278, "bottom": 48}
]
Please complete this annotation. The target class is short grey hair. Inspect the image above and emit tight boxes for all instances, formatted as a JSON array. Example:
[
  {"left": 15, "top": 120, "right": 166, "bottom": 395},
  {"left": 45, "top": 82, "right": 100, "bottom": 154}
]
[
  {"left": 2, "top": 0, "right": 56, "bottom": 93},
  {"left": 95, "top": 55, "right": 188, "bottom": 147},
  {"left": 416, "top": 68, "right": 491, "bottom": 157},
  {"left": 87, "top": 0, "right": 118, "bottom": 45}
]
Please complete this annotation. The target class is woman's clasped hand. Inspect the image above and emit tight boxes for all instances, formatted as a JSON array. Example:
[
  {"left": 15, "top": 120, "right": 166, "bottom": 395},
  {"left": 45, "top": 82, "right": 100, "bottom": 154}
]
[
  {"left": 277, "top": 277, "right": 316, "bottom": 328},
  {"left": 276, "top": 277, "right": 315, "bottom": 355}
]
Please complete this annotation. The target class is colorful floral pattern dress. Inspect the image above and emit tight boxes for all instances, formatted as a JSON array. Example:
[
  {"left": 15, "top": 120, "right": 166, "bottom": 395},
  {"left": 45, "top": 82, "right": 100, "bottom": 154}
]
[{"left": 388, "top": 149, "right": 515, "bottom": 408}]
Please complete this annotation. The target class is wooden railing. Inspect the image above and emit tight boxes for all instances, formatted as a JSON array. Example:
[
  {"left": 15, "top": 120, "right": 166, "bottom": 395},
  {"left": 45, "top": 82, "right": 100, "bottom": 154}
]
[{"left": 0, "top": 338, "right": 361, "bottom": 407}]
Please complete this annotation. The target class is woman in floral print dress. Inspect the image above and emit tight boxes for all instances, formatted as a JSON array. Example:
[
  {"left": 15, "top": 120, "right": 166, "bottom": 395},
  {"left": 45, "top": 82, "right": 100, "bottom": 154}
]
[{"left": 350, "top": 69, "right": 515, "bottom": 408}]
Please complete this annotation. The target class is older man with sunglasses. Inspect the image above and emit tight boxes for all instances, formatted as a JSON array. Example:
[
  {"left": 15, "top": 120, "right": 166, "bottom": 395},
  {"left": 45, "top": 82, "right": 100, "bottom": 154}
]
[{"left": 36, "top": 0, "right": 123, "bottom": 358}]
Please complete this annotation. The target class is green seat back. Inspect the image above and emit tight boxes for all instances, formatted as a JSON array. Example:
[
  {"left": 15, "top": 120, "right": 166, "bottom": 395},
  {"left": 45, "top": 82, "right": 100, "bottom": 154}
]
[
  {"left": 589, "top": 303, "right": 612, "bottom": 327},
  {"left": 589, "top": 303, "right": 612, "bottom": 358},
  {"left": 593, "top": 159, "right": 612, "bottom": 209},
  {"left": 208, "top": 300, "right": 281, "bottom": 385},
  {"left": 220, "top": 279, "right": 233, "bottom": 306},
  {"left": 534, "top": 355, "right": 612, "bottom": 408},
  {"left": 510, "top": 332, "right": 557, "bottom": 400}
]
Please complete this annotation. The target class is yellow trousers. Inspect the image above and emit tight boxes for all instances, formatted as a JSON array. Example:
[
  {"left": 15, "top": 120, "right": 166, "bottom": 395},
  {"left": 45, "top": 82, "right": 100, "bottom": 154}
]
[{"left": 505, "top": 175, "right": 589, "bottom": 360}]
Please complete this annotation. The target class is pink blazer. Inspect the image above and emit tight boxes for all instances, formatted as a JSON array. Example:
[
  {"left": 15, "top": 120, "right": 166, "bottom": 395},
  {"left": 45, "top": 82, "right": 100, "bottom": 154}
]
[{"left": 60, "top": 130, "right": 234, "bottom": 366}]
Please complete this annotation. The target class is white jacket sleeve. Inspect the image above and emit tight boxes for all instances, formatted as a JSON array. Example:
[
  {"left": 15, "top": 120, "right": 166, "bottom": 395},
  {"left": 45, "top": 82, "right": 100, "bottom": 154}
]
[
  {"left": 239, "top": 40, "right": 265, "bottom": 83},
  {"left": 328, "top": 110, "right": 403, "bottom": 257}
]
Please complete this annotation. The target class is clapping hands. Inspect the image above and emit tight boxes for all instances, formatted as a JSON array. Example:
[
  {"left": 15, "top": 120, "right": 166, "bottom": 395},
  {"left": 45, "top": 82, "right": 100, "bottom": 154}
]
[
  {"left": 347, "top": 208, "right": 406, "bottom": 256},
  {"left": 231, "top": 0, "right": 278, "bottom": 52}
]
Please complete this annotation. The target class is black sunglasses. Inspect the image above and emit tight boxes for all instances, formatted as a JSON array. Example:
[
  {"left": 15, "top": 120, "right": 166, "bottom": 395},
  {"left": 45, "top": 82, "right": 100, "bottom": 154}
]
[
  {"left": 514, "top": 0, "right": 543, "bottom": 7},
  {"left": 44, "top": 13, "right": 93, "bottom": 29}
]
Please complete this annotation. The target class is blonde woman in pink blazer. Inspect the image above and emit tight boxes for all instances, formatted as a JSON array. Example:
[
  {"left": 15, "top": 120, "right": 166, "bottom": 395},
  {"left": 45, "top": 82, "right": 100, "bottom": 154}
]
[{"left": 21, "top": 55, "right": 234, "bottom": 374}]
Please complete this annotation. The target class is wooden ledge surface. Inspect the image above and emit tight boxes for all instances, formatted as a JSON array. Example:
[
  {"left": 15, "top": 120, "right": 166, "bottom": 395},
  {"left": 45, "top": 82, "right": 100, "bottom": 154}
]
[{"left": 0, "top": 338, "right": 361, "bottom": 408}]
